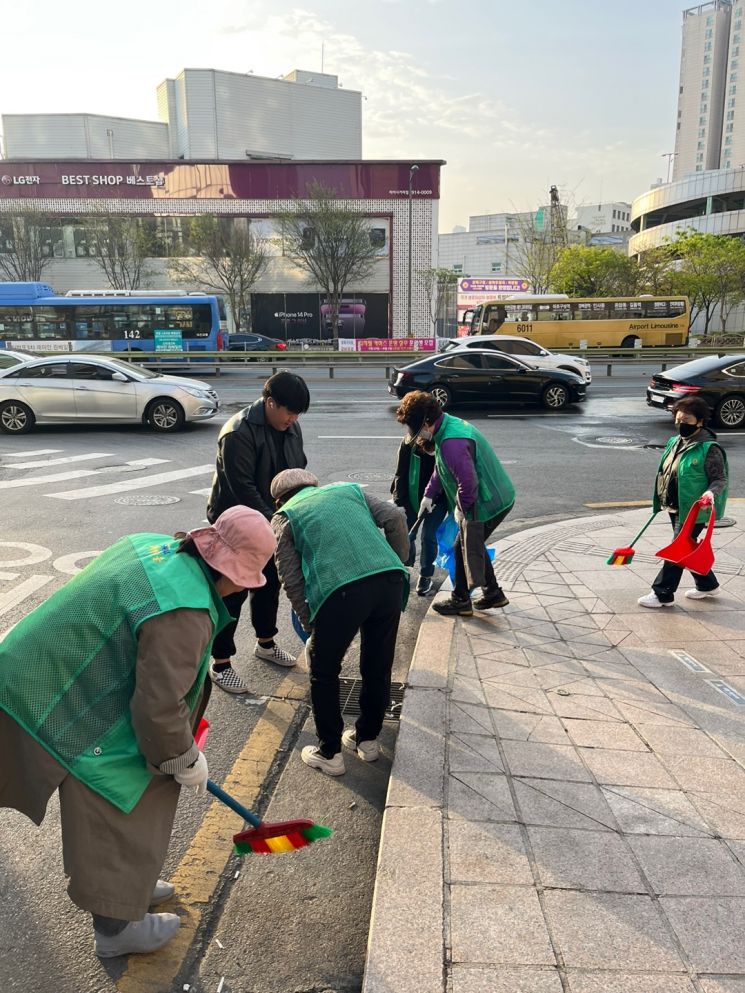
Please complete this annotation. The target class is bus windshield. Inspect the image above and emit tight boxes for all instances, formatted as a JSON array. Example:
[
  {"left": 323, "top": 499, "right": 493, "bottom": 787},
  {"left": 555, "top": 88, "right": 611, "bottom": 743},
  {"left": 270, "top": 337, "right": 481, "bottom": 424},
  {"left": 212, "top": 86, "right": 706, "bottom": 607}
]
[{"left": 0, "top": 283, "right": 223, "bottom": 354}]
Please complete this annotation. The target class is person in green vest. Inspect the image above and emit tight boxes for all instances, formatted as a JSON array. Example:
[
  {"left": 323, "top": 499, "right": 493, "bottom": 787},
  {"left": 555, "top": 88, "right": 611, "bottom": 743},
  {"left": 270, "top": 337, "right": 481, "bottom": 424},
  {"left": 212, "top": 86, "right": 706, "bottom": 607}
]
[
  {"left": 395, "top": 390, "right": 515, "bottom": 617},
  {"left": 0, "top": 507, "right": 275, "bottom": 959},
  {"left": 270, "top": 468, "right": 409, "bottom": 776},
  {"left": 639, "top": 396, "right": 728, "bottom": 608}
]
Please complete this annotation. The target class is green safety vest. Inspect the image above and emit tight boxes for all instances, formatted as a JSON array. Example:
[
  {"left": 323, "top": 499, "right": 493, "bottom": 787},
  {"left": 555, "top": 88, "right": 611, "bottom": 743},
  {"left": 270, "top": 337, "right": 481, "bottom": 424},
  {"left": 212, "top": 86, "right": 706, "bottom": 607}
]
[
  {"left": 408, "top": 448, "right": 422, "bottom": 503},
  {"left": 280, "top": 483, "right": 409, "bottom": 621},
  {"left": 653, "top": 436, "right": 728, "bottom": 524},
  {"left": 433, "top": 413, "right": 515, "bottom": 520},
  {"left": 0, "top": 534, "right": 231, "bottom": 813}
]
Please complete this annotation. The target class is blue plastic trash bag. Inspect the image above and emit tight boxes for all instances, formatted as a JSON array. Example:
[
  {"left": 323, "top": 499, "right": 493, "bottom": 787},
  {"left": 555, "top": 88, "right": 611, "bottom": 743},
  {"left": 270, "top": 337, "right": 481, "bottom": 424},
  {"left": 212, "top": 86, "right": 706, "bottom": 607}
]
[
  {"left": 291, "top": 608, "right": 310, "bottom": 643},
  {"left": 434, "top": 513, "right": 495, "bottom": 584}
]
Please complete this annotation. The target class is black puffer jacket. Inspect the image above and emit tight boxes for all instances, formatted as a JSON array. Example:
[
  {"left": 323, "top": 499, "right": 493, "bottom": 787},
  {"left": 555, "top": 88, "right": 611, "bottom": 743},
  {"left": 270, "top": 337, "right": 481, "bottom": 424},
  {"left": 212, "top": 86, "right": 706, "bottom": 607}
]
[
  {"left": 390, "top": 439, "right": 437, "bottom": 516},
  {"left": 207, "top": 398, "right": 307, "bottom": 522}
]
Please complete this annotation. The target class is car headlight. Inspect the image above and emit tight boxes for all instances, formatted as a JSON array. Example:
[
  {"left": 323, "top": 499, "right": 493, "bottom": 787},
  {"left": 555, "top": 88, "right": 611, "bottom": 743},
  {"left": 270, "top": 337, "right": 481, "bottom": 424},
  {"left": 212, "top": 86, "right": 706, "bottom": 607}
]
[{"left": 181, "top": 387, "right": 214, "bottom": 400}]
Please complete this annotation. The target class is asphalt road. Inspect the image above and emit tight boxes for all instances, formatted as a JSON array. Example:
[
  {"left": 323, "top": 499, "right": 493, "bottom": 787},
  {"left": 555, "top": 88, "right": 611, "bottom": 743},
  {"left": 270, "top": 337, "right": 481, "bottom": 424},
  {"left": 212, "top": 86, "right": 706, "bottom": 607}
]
[{"left": 1, "top": 363, "right": 743, "bottom": 993}]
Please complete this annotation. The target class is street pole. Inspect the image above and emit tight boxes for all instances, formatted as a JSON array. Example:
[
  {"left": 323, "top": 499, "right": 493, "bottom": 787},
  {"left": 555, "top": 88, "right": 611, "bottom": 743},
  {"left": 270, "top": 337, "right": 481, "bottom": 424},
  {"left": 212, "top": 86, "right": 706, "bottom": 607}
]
[{"left": 407, "top": 164, "right": 419, "bottom": 335}]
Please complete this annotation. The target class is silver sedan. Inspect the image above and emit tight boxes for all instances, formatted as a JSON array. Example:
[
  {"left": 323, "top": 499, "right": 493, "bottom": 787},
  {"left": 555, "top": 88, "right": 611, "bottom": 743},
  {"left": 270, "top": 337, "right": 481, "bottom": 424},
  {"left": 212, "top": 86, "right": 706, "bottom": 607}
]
[{"left": 0, "top": 355, "right": 220, "bottom": 434}]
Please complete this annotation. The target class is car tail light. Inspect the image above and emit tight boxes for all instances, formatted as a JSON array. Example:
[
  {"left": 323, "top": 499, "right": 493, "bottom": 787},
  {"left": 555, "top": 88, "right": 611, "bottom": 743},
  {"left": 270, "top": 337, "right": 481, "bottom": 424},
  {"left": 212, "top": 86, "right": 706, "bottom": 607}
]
[
  {"left": 671, "top": 383, "right": 700, "bottom": 394},
  {"left": 276, "top": 342, "right": 287, "bottom": 350},
  {"left": 216, "top": 331, "right": 225, "bottom": 351}
]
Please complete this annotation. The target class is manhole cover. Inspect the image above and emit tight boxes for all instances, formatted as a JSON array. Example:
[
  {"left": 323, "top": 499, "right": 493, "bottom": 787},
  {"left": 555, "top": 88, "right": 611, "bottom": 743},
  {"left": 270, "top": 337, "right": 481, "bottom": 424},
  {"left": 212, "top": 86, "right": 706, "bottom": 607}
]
[
  {"left": 348, "top": 472, "right": 394, "bottom": 482},
  {"left": 594, "top": 436, "right": 635, "bottom": 446},
  {"left": 339, "top": 678, "right": 404, "bottom": 721},
  {"left": 114, "top": 494, "right": 181, "bottom": 506}
]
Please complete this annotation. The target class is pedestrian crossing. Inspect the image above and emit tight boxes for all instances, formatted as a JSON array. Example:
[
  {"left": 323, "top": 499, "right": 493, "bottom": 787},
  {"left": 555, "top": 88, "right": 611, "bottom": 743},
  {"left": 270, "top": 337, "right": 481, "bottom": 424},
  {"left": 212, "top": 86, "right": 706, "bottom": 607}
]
[{"left": 1, "top": 446, "right": 215, "bottom": 502}]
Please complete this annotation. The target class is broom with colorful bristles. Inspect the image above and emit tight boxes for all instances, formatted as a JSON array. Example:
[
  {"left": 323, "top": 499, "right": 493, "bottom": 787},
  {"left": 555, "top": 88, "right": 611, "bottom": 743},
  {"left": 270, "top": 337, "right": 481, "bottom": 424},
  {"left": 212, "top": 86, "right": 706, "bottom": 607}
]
[
  {"left": 196, "top": 720, "right": 332, "bottom": 855},
  {"left": 605, "top": 511, "right": 657, "bottom": 567}
]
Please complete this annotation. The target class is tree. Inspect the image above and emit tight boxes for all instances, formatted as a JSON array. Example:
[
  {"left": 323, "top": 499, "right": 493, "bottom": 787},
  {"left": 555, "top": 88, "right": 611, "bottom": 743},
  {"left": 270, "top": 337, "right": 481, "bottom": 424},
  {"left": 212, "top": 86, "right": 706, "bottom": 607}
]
[
  {"left": 670, "top": 231, "right": 745, "bottom": 333},
  {"left": 277, "top": 182, "right": 380, "bottom": 339},
  {"left": 508, "top": 212, "right": 563, "bottom": 294},
  {"left": 419, "top": 266, "right": 458, "bottom": 335},
  {"left": 86, "top": 214, "right": 155, "bottom": 290},
  {"left": 636, "top": 243, "right": 679, "bottom": 296},
  {"left": 169, "top": 217, "right": 268, "bottom": 334},
  {"left": 551, "top": 246, "right": 638, "bottom": 297},
  {"left": 0, "top": 210, "right": 59, "bottom": 282}
]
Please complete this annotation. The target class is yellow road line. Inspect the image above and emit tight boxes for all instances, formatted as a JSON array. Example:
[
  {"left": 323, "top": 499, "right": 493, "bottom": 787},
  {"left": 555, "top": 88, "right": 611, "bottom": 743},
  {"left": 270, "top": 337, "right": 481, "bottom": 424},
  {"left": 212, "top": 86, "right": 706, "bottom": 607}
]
[{"left": 117, "top": 670, "right": 306, "bottom": 993}]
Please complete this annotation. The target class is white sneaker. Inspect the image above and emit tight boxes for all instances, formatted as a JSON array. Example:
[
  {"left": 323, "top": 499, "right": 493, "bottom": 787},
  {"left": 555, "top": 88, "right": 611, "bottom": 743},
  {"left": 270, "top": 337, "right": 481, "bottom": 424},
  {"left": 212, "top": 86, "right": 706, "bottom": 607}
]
[
  {"left": 300, "top": 745, "right": 345, "bottom": 776},
  {"left": 209, "top": 661, "right": 248, "bottom": 694},
  {"left": 685, "top": 586, "right": 721, "bottom": 600},
  {"left": 638, "top": 592, "right": 674, "bottom": 609},
  {"left": 94, "top": 913, "right": 180, "bottom": 958},
  {"left": 150, "top": 879, "right": 175, "bottom": 906},
  {"left": 342, "top": 728, "right": 380, "bottom": 762},
  {"left": 255, "top": 641, "right": 297, "bottom": 668}
]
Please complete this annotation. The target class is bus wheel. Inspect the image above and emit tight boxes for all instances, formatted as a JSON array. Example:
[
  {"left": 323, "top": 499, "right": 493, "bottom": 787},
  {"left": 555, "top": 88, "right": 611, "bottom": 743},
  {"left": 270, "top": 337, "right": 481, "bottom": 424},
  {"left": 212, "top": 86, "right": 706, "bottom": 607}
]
[
  {"left": 716, "top": 395, "right": 745, "bottom": 428},
  {"left": 621, "top": 335, "right": 639, "bottom": 348},
  {"left": 147, "top": 398, "right": 185, "bottom": 432},
  {"left": 0, "top": 401, "right": 35, "bottom": 434},
  {"left": 542, "top": 383, "right": 569, "bottom": 409},
  {"left": 430, "top": 384, "right": 452, "bottom": 409}
]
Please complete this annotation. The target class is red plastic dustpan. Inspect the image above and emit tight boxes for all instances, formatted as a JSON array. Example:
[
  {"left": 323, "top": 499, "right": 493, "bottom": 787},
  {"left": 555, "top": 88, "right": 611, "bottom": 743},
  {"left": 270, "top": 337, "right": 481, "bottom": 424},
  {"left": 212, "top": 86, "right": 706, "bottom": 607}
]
[{"left": 655, "top": 498, "right": 716, "bottom": 574}]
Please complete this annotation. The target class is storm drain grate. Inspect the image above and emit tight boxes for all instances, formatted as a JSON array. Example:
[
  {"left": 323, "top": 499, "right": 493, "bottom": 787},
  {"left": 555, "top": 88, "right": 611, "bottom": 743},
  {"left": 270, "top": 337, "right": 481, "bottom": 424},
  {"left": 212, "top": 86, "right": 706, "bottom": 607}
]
[
  {"left": 339, "top": 678, "right": 404, "bottom": 721},
  {"left": 114, "top": 494, "right": 181, "bottom": 506}
]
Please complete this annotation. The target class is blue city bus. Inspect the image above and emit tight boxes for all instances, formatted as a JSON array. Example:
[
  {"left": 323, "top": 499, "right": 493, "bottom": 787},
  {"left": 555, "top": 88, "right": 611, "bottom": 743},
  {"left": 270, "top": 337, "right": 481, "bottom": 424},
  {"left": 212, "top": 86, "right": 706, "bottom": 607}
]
[{"left": 0, "top": 282, "right": 225, "bottom": 354}]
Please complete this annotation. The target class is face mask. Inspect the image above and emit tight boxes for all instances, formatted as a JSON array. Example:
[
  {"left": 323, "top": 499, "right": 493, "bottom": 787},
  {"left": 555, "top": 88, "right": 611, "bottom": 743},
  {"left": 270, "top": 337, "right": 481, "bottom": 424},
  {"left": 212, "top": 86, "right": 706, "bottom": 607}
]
[{"left": 678, "top": 422, "right": 699, "bottom": 438}]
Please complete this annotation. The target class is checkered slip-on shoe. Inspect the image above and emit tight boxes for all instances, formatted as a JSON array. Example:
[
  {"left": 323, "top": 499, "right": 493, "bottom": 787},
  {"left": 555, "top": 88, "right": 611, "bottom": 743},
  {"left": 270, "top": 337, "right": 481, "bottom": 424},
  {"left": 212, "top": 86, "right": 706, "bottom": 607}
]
[
  {"left": 209, "top": 661, "right": 249, "bottom": 694},
  {"left": 254, "top": 642, "right": 297, "bottom": 668}
]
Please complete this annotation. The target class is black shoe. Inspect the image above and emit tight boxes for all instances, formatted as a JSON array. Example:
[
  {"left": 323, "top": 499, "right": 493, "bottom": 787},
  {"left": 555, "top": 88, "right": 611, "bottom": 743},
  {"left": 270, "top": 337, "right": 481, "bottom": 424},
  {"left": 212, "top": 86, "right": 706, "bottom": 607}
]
[
  {"left": 474, "top": 587, "right": 509, "bottom": 610},
  {"left": 416, "top": 576, "right": 435, "bottom": 596},
  {"left": 433, "top": 595, "right": 473, "bottom": 617}
]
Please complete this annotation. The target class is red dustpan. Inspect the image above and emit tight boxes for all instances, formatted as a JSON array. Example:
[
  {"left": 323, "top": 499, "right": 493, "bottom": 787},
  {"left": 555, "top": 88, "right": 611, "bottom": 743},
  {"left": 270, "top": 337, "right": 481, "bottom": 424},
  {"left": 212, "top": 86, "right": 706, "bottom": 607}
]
[{"left": 655, "top": 498, "right": 716, "bottom": 574}]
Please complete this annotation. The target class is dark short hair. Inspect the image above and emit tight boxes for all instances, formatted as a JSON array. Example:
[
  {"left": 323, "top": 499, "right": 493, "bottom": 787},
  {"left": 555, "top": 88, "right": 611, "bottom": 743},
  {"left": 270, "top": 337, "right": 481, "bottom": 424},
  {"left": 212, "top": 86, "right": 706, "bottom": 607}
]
[
  {"left": 672, "top": 396, "right": 710, "bottom": 423},
  {"left": 395, "top": 391, "right": 442, "bottom": 430},
  {"left": 263, "top": 372, "right": 310, "bottom": 414}
]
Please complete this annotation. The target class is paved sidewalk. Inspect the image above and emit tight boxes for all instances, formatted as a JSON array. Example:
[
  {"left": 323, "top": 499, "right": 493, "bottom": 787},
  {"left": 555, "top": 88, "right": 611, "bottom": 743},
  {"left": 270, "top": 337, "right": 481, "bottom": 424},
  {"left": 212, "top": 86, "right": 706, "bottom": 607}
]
[{"left": 363, "top": 507, "right": 745, "bottom": 993}]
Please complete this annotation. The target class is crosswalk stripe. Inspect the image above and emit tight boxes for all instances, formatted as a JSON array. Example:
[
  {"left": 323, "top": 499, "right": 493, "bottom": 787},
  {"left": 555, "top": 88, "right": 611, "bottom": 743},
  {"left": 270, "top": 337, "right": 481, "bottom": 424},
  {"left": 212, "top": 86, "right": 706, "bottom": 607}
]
[
  {"left": 0, "top": 459, "right": 167, "bottom": 490},
  {"left": 0, "top": 575, "right": 54, "bottom": 615},
  {"left": 189, "top": 487, "right": 212, "bottom": 496},
  {"left": 49, "top": 465, "right": 215, "bottom": 500},
  {"left": 1, "top": 449, "right": 63, "bottom": 457},
  {"left": 2, "top": 453, "right": 113, "bottom": 470}
]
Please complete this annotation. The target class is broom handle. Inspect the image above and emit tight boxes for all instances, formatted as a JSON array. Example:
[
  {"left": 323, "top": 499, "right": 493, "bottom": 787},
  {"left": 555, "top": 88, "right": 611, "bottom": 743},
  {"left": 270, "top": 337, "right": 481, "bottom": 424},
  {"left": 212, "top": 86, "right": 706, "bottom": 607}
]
[
  {"left": 408, "top": 513, "right": 426, "bottom": 540},
  {"left": 628, "top": 511, "right": 659, "bottom": 549},
  {"left": 206, "top": 779, "right": 262, "bottom": 828}
]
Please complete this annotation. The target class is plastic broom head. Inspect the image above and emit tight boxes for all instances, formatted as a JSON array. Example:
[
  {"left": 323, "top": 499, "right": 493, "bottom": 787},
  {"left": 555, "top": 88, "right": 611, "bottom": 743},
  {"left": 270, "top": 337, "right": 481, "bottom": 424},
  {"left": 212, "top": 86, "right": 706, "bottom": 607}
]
[
  {"left": 606, "top": 546, "right": 635, "bottom": 567},
  {"left": 233, "top": 819, "right": 333, "bottom": 855}
]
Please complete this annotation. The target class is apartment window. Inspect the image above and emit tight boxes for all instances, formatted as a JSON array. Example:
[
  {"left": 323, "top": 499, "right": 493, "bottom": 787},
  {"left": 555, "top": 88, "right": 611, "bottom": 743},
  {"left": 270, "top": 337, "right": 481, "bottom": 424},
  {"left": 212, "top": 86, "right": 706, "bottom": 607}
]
[
  {"left": 727, "top": 110, "right": 736, "bottom": 119},
  {"left": 734, "top": 47, "right": 741, "bottom": 56},
  {"left": 490, "top": 261, "right": 502, "bottom": 273},
  {"left": 696, "top": 165, "right": 703, "bottom": 172},
  {"left": 706, "top": 28, "right": 713, "bottom": 38},
  {"left": 707, "top": 14, "right": 714, "bottom": 24},
  {"left": 736, "top": 33, "right": 742, "bottom": 43},
  {"left": 726, "top": 135, "right": 734, "bottom": 144},
  {"left": 704, "top": 66, "right": 711, "bottom": 75},
  {"left": 698, "top": 141, "right": 705, "bottom": 150},
  {"left": 452, "top": 264, "right": 463, "bottom": 274},
  {"left": 704, "top": 55, "right": 712, "bottom": 64},
  {"left": 701, "top": 116, "right": 708, "bottom": 124},
  {"left": 726, "top": 159, "right": 733, "bottom": 167},
  {"left": 727, "top": 122, "right": 735, "bottom": 131},
  {"left": 705, "top": 42, "right": 713, "bottom": 52},
  {"left": 701, "top": 103, "right": 708, "bottom": 112},
  {"left": 697, "top": 153, "right": 704, "bottom": 163},
  {"left": 729, "top": 97, "right": 737, "bottom": 107},
  {"left": 703, "top": 79, "right": 711, "bottom": 89},
  {"left": 736, "top": 19, "right": 743, "bottom": 30},
  {"left": 731, "top": 84, "right": 738, "bottom": 94},
  {"left": 732, "top": 71, "right": 739, "bottom": 80},
  {"left": 733, "top": 59, "right": 740, "bottom": 69},
  {"left": 699, "top": 127, "right": 707, "bottom": 137}
]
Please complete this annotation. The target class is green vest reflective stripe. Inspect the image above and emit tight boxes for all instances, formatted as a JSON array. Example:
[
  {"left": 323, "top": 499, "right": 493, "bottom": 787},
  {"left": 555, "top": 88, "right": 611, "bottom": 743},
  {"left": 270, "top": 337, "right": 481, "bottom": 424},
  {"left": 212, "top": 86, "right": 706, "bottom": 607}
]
[
  {"left": 652, "top": 437, "right": 728, "bottom": 523},
  {"left": 0, "top": 534, "right": 231, "bottom": 813},
  {"left": 280, "top": 483, "right": 409, "bottom": 621},
  {"left": 408, "top": 449, "right": 422, "bottom": 504},
  {"left": 434, "top": 413, "right": 515, "bottom": 520}
]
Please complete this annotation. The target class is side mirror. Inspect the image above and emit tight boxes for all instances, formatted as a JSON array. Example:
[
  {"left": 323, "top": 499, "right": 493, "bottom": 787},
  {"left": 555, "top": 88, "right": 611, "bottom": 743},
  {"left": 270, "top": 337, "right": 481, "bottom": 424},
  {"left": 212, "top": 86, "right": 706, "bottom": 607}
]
[{"left": 112, "top": 372, "right": 128, "bottom": 382}]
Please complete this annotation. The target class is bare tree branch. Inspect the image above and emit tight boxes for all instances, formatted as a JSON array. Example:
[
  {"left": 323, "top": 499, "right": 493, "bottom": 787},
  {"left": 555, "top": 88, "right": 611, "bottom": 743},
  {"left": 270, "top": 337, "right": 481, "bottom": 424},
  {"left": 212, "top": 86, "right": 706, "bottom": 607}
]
[{"left": 0, "top": 210, "right": 58, "bottom": 282}]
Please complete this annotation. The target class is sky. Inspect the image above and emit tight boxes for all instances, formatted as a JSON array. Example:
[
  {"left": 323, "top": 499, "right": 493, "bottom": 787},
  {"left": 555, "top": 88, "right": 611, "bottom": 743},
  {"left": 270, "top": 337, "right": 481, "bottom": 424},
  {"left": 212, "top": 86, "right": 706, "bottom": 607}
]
[{"left": 1, "top": 0, "right": 688, "bottom": 231}]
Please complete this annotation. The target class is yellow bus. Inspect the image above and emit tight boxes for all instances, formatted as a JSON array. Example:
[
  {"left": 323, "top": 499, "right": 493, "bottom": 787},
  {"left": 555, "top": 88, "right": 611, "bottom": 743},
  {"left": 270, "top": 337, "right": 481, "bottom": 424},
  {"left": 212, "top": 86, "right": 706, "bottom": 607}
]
[{"left": 466, "top": 296, "right": 690, "bottom": 348}]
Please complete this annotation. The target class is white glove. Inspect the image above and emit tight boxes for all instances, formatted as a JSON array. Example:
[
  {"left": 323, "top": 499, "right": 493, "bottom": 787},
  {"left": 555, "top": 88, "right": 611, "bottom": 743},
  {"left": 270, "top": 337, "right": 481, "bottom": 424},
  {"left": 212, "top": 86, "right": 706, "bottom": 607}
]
[
  {"left": 174, "top": 751, "right": 208, "bottom": 793},
  {"left": 701, "top": 490, "right": 715, "bottom": 506},
  {"left": 419, "top": 496, "right": 433, "bottom": 516},
  {"left": 455, "top": 506, "right": 466, "bottom": 525}
]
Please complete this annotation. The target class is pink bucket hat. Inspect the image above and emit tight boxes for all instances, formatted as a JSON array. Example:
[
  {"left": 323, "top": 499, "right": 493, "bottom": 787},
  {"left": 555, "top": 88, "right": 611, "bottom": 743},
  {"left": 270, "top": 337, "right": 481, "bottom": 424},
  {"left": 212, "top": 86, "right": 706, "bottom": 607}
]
[{"left": 186, "top": 507, "right": 276, "bottom": 588}]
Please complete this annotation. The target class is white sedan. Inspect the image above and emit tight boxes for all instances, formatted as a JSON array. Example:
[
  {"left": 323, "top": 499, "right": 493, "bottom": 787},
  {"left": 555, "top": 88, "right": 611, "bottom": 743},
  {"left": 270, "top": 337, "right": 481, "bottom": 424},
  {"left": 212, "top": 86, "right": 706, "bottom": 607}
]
[
  {"left": 441, "top": 334, "right": 592, "bottom": 384},
  {"left": 0, "top": 355, "right": 219, "bottom": 434}
]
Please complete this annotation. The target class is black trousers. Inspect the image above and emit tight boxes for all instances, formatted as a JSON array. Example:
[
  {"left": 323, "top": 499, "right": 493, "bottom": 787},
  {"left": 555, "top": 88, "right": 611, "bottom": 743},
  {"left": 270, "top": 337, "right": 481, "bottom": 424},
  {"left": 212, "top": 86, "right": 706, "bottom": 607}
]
[
  {"left": 212, "top": 556, "right": 281, "bottom": 658},
  {"left": 453, "top": 507, "right": 511, "bottom": 599},
  {"left": 652, "top": 513, "right": 719, "bottom": 603},
  {"left": 307, "top": 570, "right": 404, "bottom": 756}
]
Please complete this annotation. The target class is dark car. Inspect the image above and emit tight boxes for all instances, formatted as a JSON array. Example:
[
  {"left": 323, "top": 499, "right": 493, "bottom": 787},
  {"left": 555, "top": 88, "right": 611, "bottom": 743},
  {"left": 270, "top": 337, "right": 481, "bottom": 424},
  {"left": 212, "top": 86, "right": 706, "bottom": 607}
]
[
  {"left": 387, "top": 349, "right": 586, "bottom": 410},
  {"left": 226, "top": 333, "right": 287, "bottom": 352},
  {"left": 647, "top": 353, "right": 745, "bottom": 428}
]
